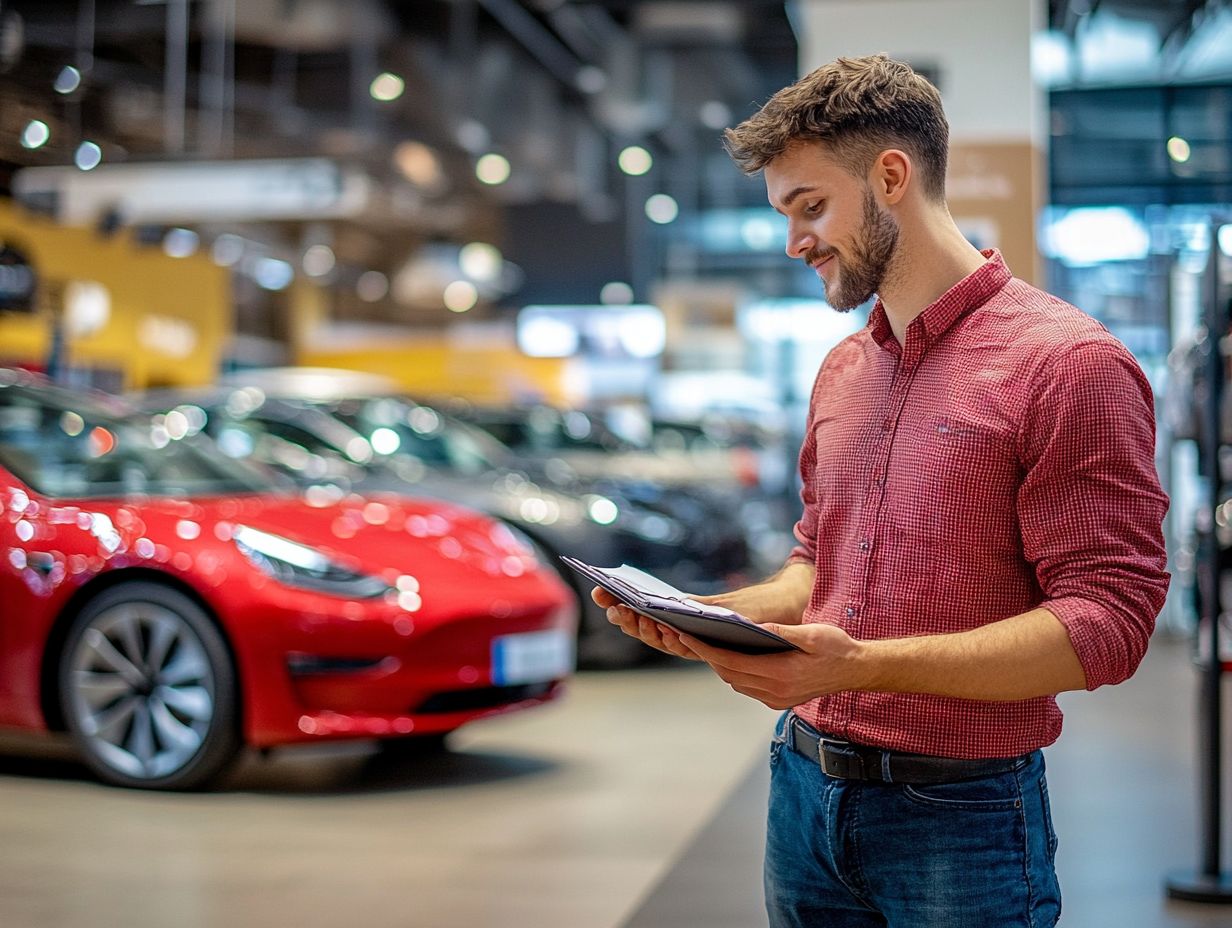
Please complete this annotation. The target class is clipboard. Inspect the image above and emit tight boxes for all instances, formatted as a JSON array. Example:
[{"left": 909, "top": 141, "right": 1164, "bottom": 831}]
[{"left": 560, "top": 555, "right": 799, "bottom": 654}]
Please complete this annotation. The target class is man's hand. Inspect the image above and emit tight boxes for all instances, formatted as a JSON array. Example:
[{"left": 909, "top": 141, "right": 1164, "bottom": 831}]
[
  {"left": 675, "top": 622, "right": 865, "bottom": 709},
  {"left": 592, "top": 582, "right": 866, "bottom": 704},
  {"left": 591, "top": 587, "right": 704, "bottom": 660}
]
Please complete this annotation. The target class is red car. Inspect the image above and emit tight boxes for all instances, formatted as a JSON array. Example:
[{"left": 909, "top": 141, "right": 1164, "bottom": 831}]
[{"left": 0, "top": 371, "right": 576, "bottom": 789}]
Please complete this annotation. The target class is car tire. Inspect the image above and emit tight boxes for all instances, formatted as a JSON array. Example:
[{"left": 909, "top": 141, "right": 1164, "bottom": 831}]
[{"left": 58, "top": 581, "right": 240, "bottom": 790}]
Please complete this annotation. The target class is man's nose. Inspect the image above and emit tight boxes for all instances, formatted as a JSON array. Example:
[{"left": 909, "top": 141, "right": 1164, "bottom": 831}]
[{"left": 785, "top": 224, "right": 816, "bottom": 260}]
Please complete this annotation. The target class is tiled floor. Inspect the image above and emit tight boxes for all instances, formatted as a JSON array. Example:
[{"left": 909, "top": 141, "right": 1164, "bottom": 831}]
[
  {"left": 1, "top": 634, "right": 1231, "bottom": 927},
  {"left": 0, "top": 662, "right": 776, "bottom": 928}
]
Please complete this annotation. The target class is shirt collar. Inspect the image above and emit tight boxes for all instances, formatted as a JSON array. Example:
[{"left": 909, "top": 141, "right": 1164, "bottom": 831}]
[{"left": 868, "top": 249, "right": 1011, "bottom": 354}]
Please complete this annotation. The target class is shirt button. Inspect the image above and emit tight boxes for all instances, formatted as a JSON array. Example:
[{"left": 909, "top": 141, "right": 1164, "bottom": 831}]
[
  {"left": 845, "top": 606, "right": 857, "bottom": 617},
  {"left": 859, "top": 540, "right": 870, "bottom": 551},
  {"left": 875, "top": 476, "right": 885, "bottom": 486},
  {"left": 881, "top": 419, "right": 891, "bottom": 431}
]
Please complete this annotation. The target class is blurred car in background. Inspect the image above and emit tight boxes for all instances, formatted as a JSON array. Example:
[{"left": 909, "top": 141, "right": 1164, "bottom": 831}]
[
  {"left": 647, "top": 415, "right": 792, "bottom": 497},
  {"left": 445, "top": 402, "right": 756, "bottom": 489},
  {"left": 139, "top": 370, "right": 757, "bottom": 668},
  {"left": 0, "top": 370, "right": 575, "bottom": 790},
  {"left": 447, "top": 402, "right": 796, "bottom": 572}
]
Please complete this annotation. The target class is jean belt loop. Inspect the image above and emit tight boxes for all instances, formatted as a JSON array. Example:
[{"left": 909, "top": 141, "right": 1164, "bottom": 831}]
[{"left": 881, "top": 751, "right": 893, "bottom": 783}]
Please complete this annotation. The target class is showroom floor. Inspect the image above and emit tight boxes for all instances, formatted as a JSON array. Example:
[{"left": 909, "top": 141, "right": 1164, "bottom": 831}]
[{"left": 1, "top": 634, "right": 1231, "bottom": 928}]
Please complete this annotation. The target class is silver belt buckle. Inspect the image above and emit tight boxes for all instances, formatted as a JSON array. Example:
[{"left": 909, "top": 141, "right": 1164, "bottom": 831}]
[{"left": 817, "top": 737, "right": 844, "bottom": 777}]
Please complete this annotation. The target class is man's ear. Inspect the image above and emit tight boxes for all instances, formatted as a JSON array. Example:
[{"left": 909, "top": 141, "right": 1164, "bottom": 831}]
[{"left": 872, "top": 149, "right": 912, "bottom": 205}]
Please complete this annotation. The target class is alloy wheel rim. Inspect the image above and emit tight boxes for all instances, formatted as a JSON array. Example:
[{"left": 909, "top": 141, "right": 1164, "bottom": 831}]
[{"left": 68, "top": 602, "right": 216, "bottom": 780}]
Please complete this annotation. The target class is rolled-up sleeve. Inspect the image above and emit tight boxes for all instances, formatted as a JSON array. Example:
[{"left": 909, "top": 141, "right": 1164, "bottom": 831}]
[{"left": 1017, "top": 339, "right": 1171, "bottom": 690}]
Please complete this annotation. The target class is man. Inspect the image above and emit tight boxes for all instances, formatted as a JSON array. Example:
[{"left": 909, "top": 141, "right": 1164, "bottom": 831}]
[{"left": 594, "top": 54, "right": 1169, "bottom": 927}]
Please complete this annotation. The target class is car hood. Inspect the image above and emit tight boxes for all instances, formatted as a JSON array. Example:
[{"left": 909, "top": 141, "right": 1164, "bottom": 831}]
[{"left": 60, "top": 490, "right": 553, "bottom": 590}]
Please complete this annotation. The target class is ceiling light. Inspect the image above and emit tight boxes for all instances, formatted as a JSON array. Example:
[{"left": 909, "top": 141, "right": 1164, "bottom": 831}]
[
  {"left": 370, "top": 72, "right": 405, "bottom": 102},
  {"left": 211, "top": 233, "right": 244, "bottom": 267},
  {"left": 645, "top": 194, "right": 678, "bottom": 224},
  {"left": 74, "top": 141, "right": 102, "bottom": 171},
  {"left": 20, "top": 120, "right": 49, "bottom": 150},
  {"left": 357, "top": 270, "right": 389, "bottom": 302},
  {"left": 54, "top": 65, "right": 81, "bottom": 95},
  {"left": 476, "top": 153, "right": 511, "bottom": 185},
  {"left": 1041, "top": 207, "right": 1149, "bottom": 266},
  {"left": 64, "top": 280, "right": 110, "bottom": 336},
  {"left": 517, "top": 313, "right": 579, "bottom": 358},
  {"left": 302, "top": 244, "right": 335, "bottom": 277},
  {"left": 459, "top": 242, "right": 502, "bottom": 281},
  {"left": 1030, "top": 30, "right": 1072, "bottom": 87},
  {"left": 443, "top": 280, "right": 478, "bottom": 312},
  {"left": 254, "top": 257, "right": 294, "bottom": 291},
  {"left": 618, "top": 145, "right": 653, "bottom": 176},
  {"left": 163, "top": 228, "right": 199, "bottom": 258},
  {"left": 600, "top": 281, "right": 634, "bottom": 305},
  {"left": 1167, "top": 136, "right": 1191, "bottom": 163},
  {"left": 617, "top": 309, "right": 667, "bottom": 359}
]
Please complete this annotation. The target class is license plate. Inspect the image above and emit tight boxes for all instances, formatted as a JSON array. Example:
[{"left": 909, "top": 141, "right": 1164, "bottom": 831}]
[{"left": 490, "top": 629, "right": 574, "bottom": 686}]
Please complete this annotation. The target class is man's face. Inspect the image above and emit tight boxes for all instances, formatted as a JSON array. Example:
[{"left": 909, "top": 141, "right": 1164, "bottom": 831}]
[{"left": 765, "top": 141, "right": 899, "bottom": 311}]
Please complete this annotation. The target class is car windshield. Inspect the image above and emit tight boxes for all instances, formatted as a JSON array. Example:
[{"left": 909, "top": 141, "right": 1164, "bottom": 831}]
[
  {"left": 0, "top": 383, "right": 271, "bottom": 499},
  {"left": 476, "top": 408, "right": 635, "bottom": 454},
  {"left": 327, "top": 397, "right": 508, "bottom": 476}
]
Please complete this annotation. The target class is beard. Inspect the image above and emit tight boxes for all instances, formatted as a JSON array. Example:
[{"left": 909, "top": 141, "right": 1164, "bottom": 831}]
[{"left": 807, "top": 187, "right": 899, "bottom": 312}]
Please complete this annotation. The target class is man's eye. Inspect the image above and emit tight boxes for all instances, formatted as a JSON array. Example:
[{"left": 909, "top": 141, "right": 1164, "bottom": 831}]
[{"left": 804, "top": 201, "right": 824, "bottom": 215}]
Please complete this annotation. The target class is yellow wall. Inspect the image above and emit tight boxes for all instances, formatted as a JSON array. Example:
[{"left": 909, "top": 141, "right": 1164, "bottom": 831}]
[
  {"left": 300, "top": 341, "right": 577, "bottom": 406},
  {"left": 0, "top": 199, "right": 229, "bottom": 389}
]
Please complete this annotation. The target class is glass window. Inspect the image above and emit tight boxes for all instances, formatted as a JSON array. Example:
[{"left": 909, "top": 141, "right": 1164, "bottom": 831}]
[{"left": 0, "top": 385, "right": 269, "bottom": 499}]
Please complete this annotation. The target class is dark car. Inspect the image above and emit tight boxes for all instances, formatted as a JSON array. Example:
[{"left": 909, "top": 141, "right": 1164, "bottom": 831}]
[
  {"left": 450, "top": 403, "right": 796, "bottom": 572},
  {"left": 140, "top": 383, "right": 756, "bottom": 668}
]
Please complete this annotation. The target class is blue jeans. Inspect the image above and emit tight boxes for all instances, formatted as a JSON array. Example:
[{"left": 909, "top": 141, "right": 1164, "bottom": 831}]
[{"left": 765, "top": 713, "right": 1061, "bottom": 928}]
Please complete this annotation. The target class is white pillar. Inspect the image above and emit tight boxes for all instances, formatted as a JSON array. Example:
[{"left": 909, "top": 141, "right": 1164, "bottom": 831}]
[{"left": 797, "top": 0, "right": 1045, "bottom": 283}]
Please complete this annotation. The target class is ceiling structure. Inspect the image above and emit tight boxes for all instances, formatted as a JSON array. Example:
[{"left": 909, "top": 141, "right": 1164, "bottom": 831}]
[
  {"left": 0, "top": 0, "right": 798, "bottom": 324},
  {"left": 1045, "top": 0, "right": 1232, "bottom": 83},
  {"left": 14, "top": 1, "right": 1231, "bottom": 326}
]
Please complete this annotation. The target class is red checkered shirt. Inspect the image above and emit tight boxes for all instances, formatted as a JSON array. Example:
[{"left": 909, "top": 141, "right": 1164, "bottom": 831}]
[{"left": 789, "top": 250, "right": 1170, "bottom": 759}]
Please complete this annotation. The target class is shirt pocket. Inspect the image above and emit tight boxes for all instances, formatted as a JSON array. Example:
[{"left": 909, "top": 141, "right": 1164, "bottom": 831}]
[
  {"left": 921, "top": 416, "right": 1018, "bottom": 523},
  {"left": 916, "top": 414, "right": 1020, "bottom": 547},
  {"left": 928, "top": 414, "right": 1007, "bottom": 466}
]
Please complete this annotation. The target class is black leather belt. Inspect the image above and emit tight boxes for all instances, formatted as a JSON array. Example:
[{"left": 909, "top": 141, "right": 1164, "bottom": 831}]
[{"left": 785, "top": 713, "right": 1030, "bottom": 785}]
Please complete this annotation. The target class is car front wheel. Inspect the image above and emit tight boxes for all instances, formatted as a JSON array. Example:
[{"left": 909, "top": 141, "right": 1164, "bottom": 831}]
[{"left": 59, "top": 581, "right": 240, "bottom": 790}]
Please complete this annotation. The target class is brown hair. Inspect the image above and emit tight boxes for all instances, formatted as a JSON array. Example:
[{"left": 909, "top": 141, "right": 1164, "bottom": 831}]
[{"left": 724, "top": 54, "right": 949, "bottom": 201}]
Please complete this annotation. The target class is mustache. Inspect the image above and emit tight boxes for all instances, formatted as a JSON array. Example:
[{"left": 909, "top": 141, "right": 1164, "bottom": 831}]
[{"left": 804, "top": 247, "right": 837, "bottom": 266}]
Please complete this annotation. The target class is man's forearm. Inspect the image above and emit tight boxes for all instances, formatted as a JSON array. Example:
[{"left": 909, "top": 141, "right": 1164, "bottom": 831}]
[
  {"left": 856, "top": 607, "right": 1088, "bottom": 701},
  {"left": 708, "top": 561, "right": 815, "bottom": 626}
]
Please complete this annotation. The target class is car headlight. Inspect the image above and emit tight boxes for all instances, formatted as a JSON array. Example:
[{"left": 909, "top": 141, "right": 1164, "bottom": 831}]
[
  {"left": 589, "top": 493, "right": 685, "bottom": 544},
  {"left": 232, "top": 525, "right": 389, "bottom": 599},
  {"left": 585, "top": 494, "right": 620, "bottom": 525}
]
